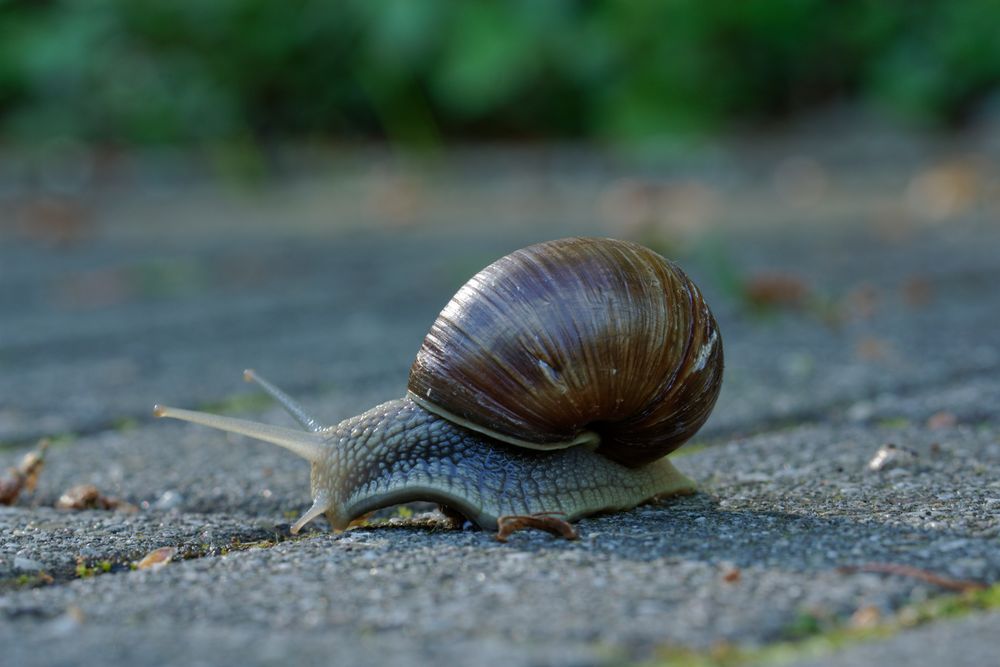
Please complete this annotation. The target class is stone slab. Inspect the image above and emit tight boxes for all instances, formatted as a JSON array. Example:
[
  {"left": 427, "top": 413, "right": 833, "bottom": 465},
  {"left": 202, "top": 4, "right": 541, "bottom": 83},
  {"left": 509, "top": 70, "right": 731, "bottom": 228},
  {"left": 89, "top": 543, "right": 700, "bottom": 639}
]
[{"left": 1, "top": 143, "right": 999, "bottom": 667}]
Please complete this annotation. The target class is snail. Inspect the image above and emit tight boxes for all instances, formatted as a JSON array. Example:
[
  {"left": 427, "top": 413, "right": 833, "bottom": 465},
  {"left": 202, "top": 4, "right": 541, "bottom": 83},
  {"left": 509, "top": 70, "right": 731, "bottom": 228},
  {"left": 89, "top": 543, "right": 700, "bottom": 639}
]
[{"left": 154, "top": 237, "right": 723, "bottom": 537}]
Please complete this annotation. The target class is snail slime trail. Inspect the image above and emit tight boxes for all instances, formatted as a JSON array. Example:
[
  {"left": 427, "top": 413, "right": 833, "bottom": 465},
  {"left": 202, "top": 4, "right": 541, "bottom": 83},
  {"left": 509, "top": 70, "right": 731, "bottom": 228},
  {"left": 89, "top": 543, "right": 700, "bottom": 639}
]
[{"left": 155, "top": 238, "right": 723, "bottom": 537}]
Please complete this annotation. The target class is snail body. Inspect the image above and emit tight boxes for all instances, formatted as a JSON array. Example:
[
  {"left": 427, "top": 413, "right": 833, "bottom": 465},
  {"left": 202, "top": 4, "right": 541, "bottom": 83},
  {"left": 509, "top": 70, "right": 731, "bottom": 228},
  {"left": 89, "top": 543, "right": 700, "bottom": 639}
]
[{"left": 155, "top": 238, "right": 723, "bottom": 534}]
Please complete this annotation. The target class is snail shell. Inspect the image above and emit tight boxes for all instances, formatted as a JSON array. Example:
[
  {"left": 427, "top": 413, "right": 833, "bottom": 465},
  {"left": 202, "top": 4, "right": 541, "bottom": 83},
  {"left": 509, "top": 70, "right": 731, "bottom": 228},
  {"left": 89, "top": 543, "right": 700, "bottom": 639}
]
[{"left": 408, "top": 237, "right": 723, "bottom": 467}]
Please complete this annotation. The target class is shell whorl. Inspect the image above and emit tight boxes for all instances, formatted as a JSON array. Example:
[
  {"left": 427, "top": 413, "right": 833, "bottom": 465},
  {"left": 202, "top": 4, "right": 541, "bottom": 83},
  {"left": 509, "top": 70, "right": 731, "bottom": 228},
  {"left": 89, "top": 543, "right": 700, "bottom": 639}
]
[{"left": 407, "top": 237, "right": 723, "bottom": 467}]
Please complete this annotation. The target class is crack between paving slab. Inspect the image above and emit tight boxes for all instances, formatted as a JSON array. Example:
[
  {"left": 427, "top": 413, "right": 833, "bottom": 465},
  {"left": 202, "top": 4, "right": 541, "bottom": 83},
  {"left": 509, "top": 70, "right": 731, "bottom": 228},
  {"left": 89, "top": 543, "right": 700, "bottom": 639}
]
[{"left": 1, "top": 524, "right": 311, "bottom": 598}]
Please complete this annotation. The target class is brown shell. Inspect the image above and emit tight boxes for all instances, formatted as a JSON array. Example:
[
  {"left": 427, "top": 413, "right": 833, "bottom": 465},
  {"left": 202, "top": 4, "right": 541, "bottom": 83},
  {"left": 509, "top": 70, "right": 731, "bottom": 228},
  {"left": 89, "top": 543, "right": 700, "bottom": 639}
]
[{"left": 407, "top": 237, "right": 723, "bottom": 467}]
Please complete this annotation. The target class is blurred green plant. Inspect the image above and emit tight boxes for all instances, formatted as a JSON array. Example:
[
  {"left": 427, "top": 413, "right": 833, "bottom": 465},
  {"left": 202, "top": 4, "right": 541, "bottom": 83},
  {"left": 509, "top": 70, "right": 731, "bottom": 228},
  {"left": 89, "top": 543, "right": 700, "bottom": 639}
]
[{"left": 1, "top": 0, "right": 998, "bottom": 147}]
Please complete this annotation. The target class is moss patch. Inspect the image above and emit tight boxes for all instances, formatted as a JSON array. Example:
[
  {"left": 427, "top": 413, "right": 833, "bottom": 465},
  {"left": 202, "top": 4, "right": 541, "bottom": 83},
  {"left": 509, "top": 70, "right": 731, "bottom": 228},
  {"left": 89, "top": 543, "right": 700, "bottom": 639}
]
[
  {"left": 648, "top": 583, "right": 1000, "bottom": 666},
  {"left": 0, "top": 571, "right": 55, "bottom": 591}
]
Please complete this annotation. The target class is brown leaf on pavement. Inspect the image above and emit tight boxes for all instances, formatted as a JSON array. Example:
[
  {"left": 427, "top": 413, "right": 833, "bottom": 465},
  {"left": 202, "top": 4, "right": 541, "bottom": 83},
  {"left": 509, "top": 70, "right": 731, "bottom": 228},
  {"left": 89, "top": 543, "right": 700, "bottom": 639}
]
[
  {"left": 56, "top": 484, "right": 137, "bottom": 512},
  {"left": 0, "top": 440, "right": 49, "bottom": 506},
  {"left": 743, "top": 272, "right": 809, "bottom": 310},
  {"left": 136, "top": 547, "right": 177, "bottom": 571}
]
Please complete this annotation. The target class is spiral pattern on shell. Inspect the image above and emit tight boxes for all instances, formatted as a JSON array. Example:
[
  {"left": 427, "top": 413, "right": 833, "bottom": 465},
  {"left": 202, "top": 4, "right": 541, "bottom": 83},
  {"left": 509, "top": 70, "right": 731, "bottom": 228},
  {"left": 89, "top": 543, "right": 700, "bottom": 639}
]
[{"left": 407, "top": 237, "right": 723, "bottom": 467}]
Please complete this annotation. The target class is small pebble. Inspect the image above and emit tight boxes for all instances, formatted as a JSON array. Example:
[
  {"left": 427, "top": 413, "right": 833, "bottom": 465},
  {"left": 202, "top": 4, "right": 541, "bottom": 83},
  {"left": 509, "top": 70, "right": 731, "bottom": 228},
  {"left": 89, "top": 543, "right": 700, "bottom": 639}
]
[
  {"left": 152, "top": 490, "right": 184, "bottom": 511},
  {"left": 868, "top": 443, "right": 919, "bottom": 472},
  {"left": 927, "top": 411, "right": 957, "bottom": 429},
  {"left": 13, "top": 556, "right": 45, "bottom": 572}
]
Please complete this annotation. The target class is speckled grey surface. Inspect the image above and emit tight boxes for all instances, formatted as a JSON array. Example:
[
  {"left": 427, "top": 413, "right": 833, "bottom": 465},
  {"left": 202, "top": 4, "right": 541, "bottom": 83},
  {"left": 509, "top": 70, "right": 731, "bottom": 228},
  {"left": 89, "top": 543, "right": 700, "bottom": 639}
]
[{"left": 2, "top": 137, "right": 999, "bottom": 666}]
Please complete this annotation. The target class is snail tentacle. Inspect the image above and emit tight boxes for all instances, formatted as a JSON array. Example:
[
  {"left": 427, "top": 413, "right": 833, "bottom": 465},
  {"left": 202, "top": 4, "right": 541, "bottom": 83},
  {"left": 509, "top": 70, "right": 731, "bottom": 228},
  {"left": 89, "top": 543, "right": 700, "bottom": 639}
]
[
  {"left": 153, "top": 405, "right": 327, "bottom": 464},
  {"left": 243, "top": 368, "right": 324, "bottom": 433},
  {"left": 291, "top": 493, "right": 332, "bottom": 534}
]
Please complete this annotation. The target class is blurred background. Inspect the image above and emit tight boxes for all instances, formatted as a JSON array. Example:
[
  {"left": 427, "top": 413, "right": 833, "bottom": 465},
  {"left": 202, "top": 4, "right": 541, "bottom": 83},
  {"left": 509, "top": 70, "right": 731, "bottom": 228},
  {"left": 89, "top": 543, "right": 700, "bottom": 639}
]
[
  {"left": 2, "top": 0, "right": 1000, "bottom": 448},
  {"left": 3, "top": 1, "right": 1000, "bottom": 233},
  {"left": 4, "top": 0, "right": 1000, "bottom": 224},
  {"left": 4, "top": 1, "right": 1000, "bottom": 148}
]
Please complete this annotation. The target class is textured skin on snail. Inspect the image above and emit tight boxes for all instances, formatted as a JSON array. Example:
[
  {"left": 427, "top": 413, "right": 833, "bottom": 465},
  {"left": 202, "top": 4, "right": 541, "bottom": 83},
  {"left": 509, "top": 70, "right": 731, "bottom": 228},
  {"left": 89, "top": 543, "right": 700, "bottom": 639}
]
[
  {"left": 316, "top": 398, "right": 695, "bottom": 530},
  {"left": 154, "top": 237, "right": 724, "bottom": 534}
]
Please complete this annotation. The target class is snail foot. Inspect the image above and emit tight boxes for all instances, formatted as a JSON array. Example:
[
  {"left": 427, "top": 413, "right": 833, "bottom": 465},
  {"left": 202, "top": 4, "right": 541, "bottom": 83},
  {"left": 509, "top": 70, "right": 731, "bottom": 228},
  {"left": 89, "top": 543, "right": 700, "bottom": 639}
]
[{"left": 495, "top": 512, "right": 578, "bottom": 542}]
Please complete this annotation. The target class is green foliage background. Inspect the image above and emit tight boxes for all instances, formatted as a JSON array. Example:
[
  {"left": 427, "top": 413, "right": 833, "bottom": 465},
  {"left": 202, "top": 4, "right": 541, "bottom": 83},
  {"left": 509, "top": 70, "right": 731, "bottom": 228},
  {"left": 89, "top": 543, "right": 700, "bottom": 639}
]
[{"left": 2, "top": 0, "right": 999, "bottom": 146}]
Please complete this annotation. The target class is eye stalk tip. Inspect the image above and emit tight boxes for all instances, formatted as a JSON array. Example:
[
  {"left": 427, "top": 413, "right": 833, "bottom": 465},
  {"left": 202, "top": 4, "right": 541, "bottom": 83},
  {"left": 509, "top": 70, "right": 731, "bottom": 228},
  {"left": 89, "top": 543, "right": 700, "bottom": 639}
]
[
  {"left": 152, "top": 404, "right": 167, "bottom": 418},
  {"left": 243, "top": 368, "right": 256, "bottom": 383}
]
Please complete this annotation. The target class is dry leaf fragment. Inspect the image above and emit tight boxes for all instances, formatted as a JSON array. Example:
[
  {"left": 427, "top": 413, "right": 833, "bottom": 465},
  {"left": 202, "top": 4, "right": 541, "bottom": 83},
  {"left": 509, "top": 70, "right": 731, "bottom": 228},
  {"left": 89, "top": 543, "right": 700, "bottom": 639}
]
[
  {"left": 56, "top": 484, "right": 137, "bottom": 512},
  {"left": 926, "top": 411, "right": 957, "bottom": 430},
  {"left": 905, "top": 159, "right": 982, "bottom": 222},
  {"left": 1, "top": 476, "right": 23, "bottom": 506},
  {"left": 136, "top": 547, "right": 177, "bottom": 571},
  {"left": 0, "top": 440, "right": 49, "bottom": 506},
  {"left": 57, "top": 484, "right": 104, "bottom": 509},
  {"left": 18, "top": 196, "right": 93, "bottom": 246},
  {"left": 844, "top": 283, "right": 880, "bottom": 319},
  {"left": 722, "top": 568, "right": 742, "bottom": 583},
  {"left": 743, "top": 272, "right": 809, "bottom": 310},
  {"left": 902, "top": 276, "right": 933, "bottom": 307},
  {"left": 849, "top": 605, "right": 882, "bottom": 629},
  {"left": 600, "top": 178, "right": 720, "bottom": 242},
  {"left": 855, "top": 336, "right": 893, "bottom": 361}
]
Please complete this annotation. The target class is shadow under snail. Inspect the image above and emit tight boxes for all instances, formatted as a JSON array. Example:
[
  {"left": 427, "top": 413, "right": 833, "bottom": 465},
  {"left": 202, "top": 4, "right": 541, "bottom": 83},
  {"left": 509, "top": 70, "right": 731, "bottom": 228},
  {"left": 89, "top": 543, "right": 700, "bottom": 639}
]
[{"left": 154, "top": 237, "right": 723, "bottom": 538}]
